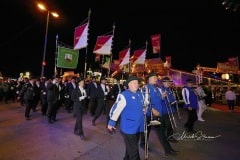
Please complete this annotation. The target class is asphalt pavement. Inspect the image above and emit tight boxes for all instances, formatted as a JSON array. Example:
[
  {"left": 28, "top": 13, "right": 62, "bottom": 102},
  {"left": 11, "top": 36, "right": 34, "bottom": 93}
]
[{"left": 0, "top": 101, "right": 240, "bottom": 160}]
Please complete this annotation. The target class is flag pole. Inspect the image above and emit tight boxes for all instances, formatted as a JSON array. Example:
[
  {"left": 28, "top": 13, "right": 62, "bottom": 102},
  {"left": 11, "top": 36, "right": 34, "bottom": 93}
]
[
  {"left": 84, "top": 8, "right": 91, "bottom": 79},
  {"left": 54, "top": 34, "right": 58, "bottom": 77},
  {"left": 128, "top": 39, "right": 131, "bottom": 74},
  {"left": 143, "top": 41, "right": 148, "bottom": 78},
  {"left": 108, "top": 24, "right": 115, "bottom": 78}
]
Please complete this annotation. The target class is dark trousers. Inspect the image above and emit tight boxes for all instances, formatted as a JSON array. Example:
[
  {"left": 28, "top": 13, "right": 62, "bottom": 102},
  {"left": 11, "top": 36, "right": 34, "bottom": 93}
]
[
  {"left": 92, "top": 98, "right": 105, "bottom": 123},
  {"left": 47, "top": 101, "right": 58, "bottom": 121},
  {"left": 65, "top": 98, "right": 73, "bottom": 112},
  {"left": 24, "top": 99, "right": 34, "bottom": 118},
  {"left": 122, "top": 131, "right": 141, "bottom": 160},
  {"left": 90, "top": 97, "right": 98, "bottom": 115},
  {"left": 184, "top": 109, "right": 198, "bottom": 131},
  {"left": 40, "top": 96, "right": 48, "bottom": 114},
  {"left": 140, "top": 116, "right": 173, "bottom": 154},
  {"left": 74, "top": 106, "right": 84, "bottom": 135},
  {"left": 162, "top": 114, "right": 174, "bottom": 138},
  {"left": 227, "top": 100, "right": 235, "bottom": 110}
]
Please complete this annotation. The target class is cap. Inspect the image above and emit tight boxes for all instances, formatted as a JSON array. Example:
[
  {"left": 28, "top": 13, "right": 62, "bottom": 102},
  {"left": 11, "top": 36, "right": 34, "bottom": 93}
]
[
  {"left": 161, "top": 76, "right": 173, "bottom": 82},
  {"left": 186, "top": 79, "right": 193, "bottom": 83},
  {"left": 126, "top": 76, "right": 140, "bottom": 85},
  {"left": 147, "top": 72, "right": 157, "bottom": 79}
]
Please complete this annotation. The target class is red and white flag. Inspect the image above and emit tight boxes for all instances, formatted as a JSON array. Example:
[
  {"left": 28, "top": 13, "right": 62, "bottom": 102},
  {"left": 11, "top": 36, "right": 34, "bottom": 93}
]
[
  {"left": 73, "top": 23, "right": 89, "bottom": 50},
  {"left": 228, "top": 57, "right": 238, "bottom": 66},
  {"left": 93, "top": 35, "right": 113, "bottom": 55},
  {"left": 132, "top": 49, "right": 146, "bottom": 64},
  {"left": 119, "top": 48, "right": 130, "bottom": 66},
  {"left": 151, "top": 34, "right": 161, "bottom": 54}
]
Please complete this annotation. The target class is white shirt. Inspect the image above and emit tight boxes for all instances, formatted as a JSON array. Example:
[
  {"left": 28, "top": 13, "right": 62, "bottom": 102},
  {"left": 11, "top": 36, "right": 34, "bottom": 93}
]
[{"left": 101, "top": 84, "right": 109, "bottom": 96}]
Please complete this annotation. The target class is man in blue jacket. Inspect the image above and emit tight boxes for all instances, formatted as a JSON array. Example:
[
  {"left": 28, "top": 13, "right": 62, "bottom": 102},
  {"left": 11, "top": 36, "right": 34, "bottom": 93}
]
[
  {"left": 108, "top": 76, "right": 144, "bottom": 160},
  {"left": 139, "top": 73, "right": 179, "bottom": 157},
  {"left": 182, "top": 78, "right": 198, "bottom": 133}
]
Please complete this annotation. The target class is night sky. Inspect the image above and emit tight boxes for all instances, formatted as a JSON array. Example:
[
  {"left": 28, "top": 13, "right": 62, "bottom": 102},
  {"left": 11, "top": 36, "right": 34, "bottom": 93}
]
[{"left": 1, "top": 0, "right": 240, "bottom": 78}]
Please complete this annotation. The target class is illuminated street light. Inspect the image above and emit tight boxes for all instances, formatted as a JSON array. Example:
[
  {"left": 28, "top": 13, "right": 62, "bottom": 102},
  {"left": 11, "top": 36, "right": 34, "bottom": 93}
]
[{"left": 38, "top": 3, "right": 59, "bottom": 77}]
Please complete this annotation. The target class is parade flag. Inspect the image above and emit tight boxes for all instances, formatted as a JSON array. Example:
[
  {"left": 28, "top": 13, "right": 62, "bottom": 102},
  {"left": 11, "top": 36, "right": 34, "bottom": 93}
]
[
  {"left": 151, "top": 34, "right": 161, "bottom": 54},
  {"left": 119, "top": 48, "right": 130, "bottom": 66},
  {"left": 102, "top": 56, "right": 111, "bottom": 69},
  {"left": 164, "top": 56, "right": 172, "bottom": 68},
  {"left": 57, "top": 46, "right": 79, "bottom": 69},
  {"left": 73, "top": 23, "right": 89, "bottom": 50},
  {"left": 93, "top": 35, "right": 113, "bottom": 55},
  {"left": 228, "top": 57, "right": 238, "bottom": 66},
  {"left": 132, "top": 49, "right": 146, "bottom": 64}
]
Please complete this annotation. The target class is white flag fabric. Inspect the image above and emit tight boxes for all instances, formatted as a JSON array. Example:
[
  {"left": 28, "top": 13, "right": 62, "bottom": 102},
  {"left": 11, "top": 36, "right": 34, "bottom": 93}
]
[
  {"left": 74, "top": 23, "right": 89, "bottom": 50},
  {"left": 93, "top": 35, "right": 113, "bottom": 55},
  {"left": 133, "top": 49, "right": 146, "bottom": 64},
  {"left": 119, "top": 48, "right": 130, "bottom": 66}
]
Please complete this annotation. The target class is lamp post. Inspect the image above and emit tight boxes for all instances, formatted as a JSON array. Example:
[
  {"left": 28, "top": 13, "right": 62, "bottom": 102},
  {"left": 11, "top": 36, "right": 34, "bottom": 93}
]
[{"left": 38, "top": 3, "right": 59, "bottom": 77}]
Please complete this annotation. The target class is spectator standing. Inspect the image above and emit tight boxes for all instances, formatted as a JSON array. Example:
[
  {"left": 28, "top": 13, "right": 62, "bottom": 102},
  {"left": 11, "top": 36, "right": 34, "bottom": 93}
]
[{"left": 225, "top": 87, "right": 236, "bottom": 112}]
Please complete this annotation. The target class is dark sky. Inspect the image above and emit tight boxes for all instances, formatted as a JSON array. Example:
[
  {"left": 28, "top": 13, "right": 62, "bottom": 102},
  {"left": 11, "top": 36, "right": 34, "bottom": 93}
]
[{"left": 1, "top": 0, "right": 240, "bottom": 78}]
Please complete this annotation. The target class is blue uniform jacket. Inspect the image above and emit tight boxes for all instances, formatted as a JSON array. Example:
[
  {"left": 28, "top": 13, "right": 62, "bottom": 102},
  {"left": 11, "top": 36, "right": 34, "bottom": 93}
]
[{"left": 108, "top": 89, "right": 144, "bottom": 134}]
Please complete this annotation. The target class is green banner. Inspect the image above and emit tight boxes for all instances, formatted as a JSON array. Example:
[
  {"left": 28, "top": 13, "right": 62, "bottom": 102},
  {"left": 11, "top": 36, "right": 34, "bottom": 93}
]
[{"left": 57, "top": 46, "right": 79, "bottom": 69}]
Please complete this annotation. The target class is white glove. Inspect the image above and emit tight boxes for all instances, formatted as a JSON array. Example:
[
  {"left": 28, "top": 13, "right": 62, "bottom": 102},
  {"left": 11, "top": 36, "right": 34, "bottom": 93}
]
[{"left": 79, "top": 96, "right": 85, "bottom": 101}]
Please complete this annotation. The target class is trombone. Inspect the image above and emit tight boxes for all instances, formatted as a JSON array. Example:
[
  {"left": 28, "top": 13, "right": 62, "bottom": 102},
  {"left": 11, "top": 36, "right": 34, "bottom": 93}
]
[
  {"left": 170, "top": 86, "right": 182, "bottom": 119},
  {"left": 160, "top": 88, "right": 177, "bottom": 131},
  {"left": 141, "top": 85, "right": 161, "bottom": 160}
]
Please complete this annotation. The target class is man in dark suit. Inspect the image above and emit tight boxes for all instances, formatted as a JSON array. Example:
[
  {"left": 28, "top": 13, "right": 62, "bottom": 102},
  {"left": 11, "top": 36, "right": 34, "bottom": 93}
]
[
  {"left": 66, "top": 77, "right": 77, "bottom": 115},
  {"left": 71, "top": 79, "right": 87, "bottom": 140},
  {"left": 112, "top": 79, "right": 124, "bottom": 101},
  {"left": 47, "top": 78, "right": 60, "bottom": 124},
  {"left": 92, "top": 77, "right": 109, "bottom": 126},
  {"left": 18, "top": 78, "right": 35, "bottom": 120},
  {"left": 86, "top": 77, "right": 98, "bottom": 116}
]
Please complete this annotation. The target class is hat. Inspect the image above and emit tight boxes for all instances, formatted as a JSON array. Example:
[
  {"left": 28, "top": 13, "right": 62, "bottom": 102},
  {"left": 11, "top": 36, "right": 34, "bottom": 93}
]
[
  {"left": 126, "top": 76, "right": 140, "bottom": 85},
  {"left": 186, "top": 79, "right": 193, "bottom": 83},
  {"left": 147, "top": 72, "right": 157, "bottom": 79},
  {"left": 161, "top": 76, "right": 172, "bottom": 82}
]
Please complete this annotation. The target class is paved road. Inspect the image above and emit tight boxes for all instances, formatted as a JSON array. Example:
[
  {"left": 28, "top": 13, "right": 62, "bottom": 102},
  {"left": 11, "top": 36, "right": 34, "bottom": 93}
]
[{"left": 0, "top": 101, "right": 240, "bottom": 160}]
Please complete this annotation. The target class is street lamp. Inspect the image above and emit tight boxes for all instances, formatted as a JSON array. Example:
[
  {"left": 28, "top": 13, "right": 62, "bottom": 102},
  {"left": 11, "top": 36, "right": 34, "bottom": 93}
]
[{"left": 38, "top": 3, "right": 59, "bottom": 78}]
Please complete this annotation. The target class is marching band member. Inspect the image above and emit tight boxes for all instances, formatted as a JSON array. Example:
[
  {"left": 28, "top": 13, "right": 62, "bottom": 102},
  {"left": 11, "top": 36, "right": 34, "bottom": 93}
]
[
  {"left": 182, "top": 79, "right": 198, "bottom": 133},
  {"left": 108, "top": 76, "right": 144, "bottom": 160},
  {"left": 140, "top": 73, "right": 179, "bottom": 157},
  {"left": 159, "top": 76, "right": 178, "bottom": 143}
]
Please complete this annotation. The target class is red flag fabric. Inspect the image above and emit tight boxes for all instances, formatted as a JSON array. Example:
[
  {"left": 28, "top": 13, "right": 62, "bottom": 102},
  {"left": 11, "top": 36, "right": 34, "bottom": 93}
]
[
  {"left": 119, "top": 48, "right": 130, "bottom": 66},
  {"left": 151, "top": 34, "right": 161, "bottom": 54},
  {"left": 93, "top": 35, "right": 113, "bottom": 55},
  {"left": 132, "top": 49, "right": 146, "bottom": 64},
  {"left": 228, "top": 57, "right": 238, "bottom": 66},
  {"left": 74, "top": 23, "right": 89, "bottom": 50}
]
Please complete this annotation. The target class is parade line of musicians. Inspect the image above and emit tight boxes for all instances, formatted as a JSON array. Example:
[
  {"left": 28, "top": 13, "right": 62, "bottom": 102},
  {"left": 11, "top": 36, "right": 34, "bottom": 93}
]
[{"left": 0, "top": 72, "right": 217, "bottom": 159}]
